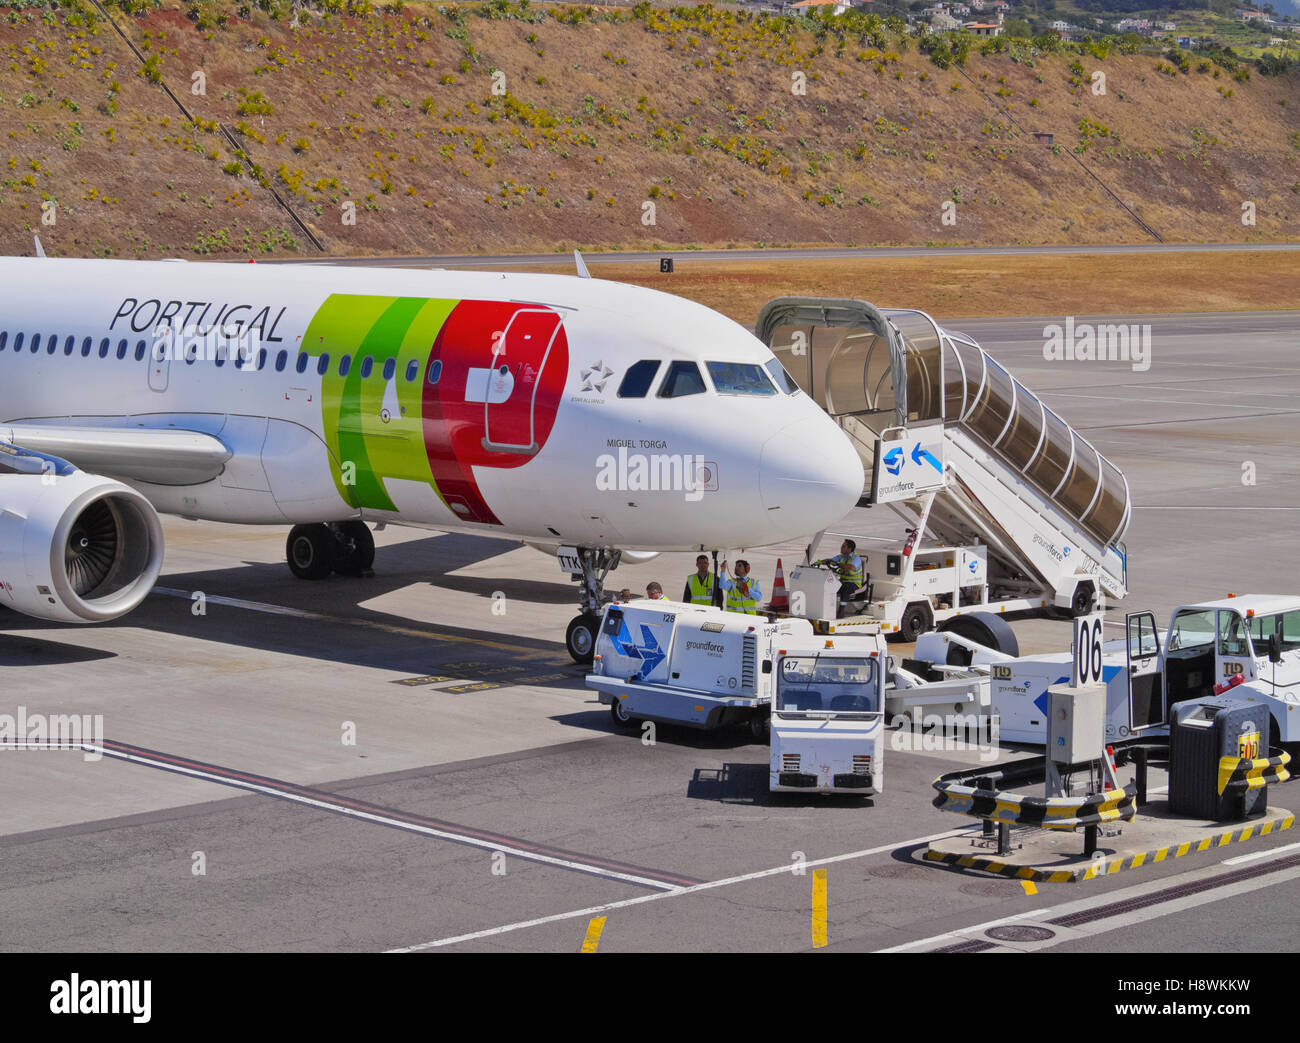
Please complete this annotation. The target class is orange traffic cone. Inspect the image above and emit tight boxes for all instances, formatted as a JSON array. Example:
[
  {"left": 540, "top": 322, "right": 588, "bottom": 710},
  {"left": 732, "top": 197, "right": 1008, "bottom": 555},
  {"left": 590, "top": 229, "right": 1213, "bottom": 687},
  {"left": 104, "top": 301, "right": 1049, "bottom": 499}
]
[{"left": 769, "top": 558, "right": 789, "bottom": 611}]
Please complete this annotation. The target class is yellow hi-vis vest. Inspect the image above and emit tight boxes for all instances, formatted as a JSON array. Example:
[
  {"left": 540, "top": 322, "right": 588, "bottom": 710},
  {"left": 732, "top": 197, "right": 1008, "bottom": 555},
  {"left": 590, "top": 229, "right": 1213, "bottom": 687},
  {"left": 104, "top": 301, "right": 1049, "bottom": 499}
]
[
  {"left": 831, "top": 553, "right": 864, "bottom": 586},
  {"left": 688, "top": 574, "right": 714, "bottom": 605},
  {"left": 725, "top": 578, "right": 758, "bottom": 614}
]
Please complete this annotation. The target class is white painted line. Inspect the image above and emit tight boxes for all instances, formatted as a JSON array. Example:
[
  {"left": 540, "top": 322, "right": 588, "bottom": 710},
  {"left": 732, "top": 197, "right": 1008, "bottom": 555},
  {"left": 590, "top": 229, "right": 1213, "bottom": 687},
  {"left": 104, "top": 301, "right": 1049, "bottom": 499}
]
[
  {"left": 386, "top": 826, "right": 975, "bottom": 952},
  {"left": 52, "top": 741, "right": 683, "bottom": 894},
  {"left": 1222, "top": 839, "right": 1300, "bottom": 867}
]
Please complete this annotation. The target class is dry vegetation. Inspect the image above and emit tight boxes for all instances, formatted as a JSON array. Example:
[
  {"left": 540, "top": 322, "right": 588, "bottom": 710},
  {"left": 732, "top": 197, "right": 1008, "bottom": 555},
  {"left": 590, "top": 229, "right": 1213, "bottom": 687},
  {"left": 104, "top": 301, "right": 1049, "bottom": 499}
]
[
  {"left": 2, "top": 0, "right": 1299, "bottom": 259},
  {"left": 528, "top": 250, "right": 1300, "bottom": 322}
]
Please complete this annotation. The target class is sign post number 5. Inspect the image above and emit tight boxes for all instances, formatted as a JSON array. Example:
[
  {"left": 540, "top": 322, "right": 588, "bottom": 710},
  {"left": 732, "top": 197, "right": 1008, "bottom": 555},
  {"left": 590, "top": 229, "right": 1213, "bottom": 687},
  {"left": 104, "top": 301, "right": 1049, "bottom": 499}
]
[{"left": 1072, "top": 612, "right": 1105, "bottom": 687}]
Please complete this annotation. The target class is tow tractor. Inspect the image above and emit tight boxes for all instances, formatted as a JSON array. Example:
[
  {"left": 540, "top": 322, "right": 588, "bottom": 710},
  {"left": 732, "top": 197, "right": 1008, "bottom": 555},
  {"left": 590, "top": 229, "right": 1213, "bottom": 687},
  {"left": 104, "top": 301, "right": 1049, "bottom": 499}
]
[
  {"left": 897, "top": 594, "right": 1300, "bottom": 748},
  {"left": 586, "top": 599, "right": 888, "bottom": 793},
  {"left": 770, "top": 645, "right": 885, "bottom": 795}
]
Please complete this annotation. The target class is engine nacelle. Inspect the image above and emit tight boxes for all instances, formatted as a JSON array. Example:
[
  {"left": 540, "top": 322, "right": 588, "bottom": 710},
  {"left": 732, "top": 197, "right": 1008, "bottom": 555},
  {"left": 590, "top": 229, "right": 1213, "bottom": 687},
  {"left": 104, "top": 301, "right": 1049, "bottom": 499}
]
[{"left": 0, "top": 471, "right": 165, "bottom": 623}]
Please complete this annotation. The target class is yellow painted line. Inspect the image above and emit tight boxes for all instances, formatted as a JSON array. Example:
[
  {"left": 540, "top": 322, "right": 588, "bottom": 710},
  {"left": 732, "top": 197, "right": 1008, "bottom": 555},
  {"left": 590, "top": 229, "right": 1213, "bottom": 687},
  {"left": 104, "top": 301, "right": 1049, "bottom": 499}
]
[
  {"left": 580, "top": 916, "right": 606, "bottom": 953},
  {"left": 1021, "top": 881, "right": 1037, "bottom": 895},
  {"left": 812, "top": 869, "right": 828, "bottom": 949}
]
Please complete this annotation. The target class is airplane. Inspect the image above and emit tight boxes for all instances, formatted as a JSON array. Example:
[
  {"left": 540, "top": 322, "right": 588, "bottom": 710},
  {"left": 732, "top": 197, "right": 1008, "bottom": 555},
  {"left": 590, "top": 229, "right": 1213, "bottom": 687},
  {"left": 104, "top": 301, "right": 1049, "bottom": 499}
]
[{"left": 0, "top": 252, "right": 864, "bottom": 662}]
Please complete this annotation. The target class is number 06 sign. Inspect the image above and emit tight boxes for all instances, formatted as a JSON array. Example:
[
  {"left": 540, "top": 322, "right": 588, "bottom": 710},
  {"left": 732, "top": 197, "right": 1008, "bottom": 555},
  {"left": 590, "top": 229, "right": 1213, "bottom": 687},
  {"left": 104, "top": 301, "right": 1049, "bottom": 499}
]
[{"left": 1072, "top": 613, "right": 1105, "bottom": 687}]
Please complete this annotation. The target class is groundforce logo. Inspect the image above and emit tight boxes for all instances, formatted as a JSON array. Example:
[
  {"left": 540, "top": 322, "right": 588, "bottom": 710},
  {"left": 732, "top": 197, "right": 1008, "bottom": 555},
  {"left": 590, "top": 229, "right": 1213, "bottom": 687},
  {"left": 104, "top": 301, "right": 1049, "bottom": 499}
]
[
  {"left": 684, "top": 640, "right": 725, "bottom": 654},
  {"left": 1032, "top": 533, "right": 1065, "bottom": 563}
]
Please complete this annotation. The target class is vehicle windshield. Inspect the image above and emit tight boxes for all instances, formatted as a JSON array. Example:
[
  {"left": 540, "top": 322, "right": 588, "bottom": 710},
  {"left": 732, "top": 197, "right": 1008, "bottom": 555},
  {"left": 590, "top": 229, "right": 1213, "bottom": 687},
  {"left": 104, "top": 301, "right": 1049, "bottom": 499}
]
[
  {"left": 1248, "top": 609, "right": 1300, "bottom": 655},
  {"left": 706, "top": 361, "right": 777, "bottom": 396},
  {"left": 777, "top": 656, "right": 878, "bottom": 714}
]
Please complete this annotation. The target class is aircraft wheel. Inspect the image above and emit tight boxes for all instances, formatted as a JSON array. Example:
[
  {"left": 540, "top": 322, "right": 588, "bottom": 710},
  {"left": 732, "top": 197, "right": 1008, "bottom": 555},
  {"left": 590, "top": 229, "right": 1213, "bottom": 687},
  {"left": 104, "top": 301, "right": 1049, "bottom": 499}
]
[
  {"left": 287, "top": 524, "right": 335, "bottom": 581},
  {"left": 333, "top": 520, "right": 375, "bottom": 574},
  {"left": 566, "top": 613, "right": 599, "bottom": 664},
  {"left": 610, "top": 699, "right": 638, "bottom": 729}
]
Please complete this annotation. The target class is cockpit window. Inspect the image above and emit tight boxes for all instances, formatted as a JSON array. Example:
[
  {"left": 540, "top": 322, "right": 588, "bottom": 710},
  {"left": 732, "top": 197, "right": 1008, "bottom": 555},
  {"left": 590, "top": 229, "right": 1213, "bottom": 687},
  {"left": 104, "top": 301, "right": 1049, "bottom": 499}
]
[
  {"left": 618, "top": 360, "right": 661, "bottom": 399},
  {"left": 707, "top": 361, "right": 777, "bottom": 396},
  {"left": 658, "top": 361, "right": 706, "bottom": 399},
  {"left": 764, "top": 358, "right": 799, "bottom": 395}
]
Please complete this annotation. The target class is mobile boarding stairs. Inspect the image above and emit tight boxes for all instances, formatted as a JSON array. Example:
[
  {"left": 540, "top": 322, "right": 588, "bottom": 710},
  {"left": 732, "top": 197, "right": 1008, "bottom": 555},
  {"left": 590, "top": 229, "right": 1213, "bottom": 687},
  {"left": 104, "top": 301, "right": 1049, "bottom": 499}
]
[{"left": 756, "top": 299, "right": 1130, "bottom": 634}]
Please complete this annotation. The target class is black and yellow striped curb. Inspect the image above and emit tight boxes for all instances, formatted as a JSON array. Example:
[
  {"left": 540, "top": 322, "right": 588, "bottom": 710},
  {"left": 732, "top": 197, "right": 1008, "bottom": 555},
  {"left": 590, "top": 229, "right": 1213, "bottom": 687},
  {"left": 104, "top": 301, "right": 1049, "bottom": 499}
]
[
  {"left": 923, "top": 813, "right": 1296, "bottom": 883},
  {"left": 1218, "top": 751, "right": 1291, "bottom": 796},
  {"left": 933, "top": 778, "right": 1136, "bottom": 831}
]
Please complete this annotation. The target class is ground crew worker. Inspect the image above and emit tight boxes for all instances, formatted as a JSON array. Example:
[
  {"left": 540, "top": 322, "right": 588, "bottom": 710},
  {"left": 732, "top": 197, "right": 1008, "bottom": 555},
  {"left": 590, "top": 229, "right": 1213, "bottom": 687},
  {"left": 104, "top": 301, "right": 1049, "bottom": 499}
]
[
  {"left": 646, "top": 582, "right": 668, "bottom": 601},
  {"left": 818, "top": 539, "right": 865, "bottom": 615},
  {"left": 719, "top": 559, "right": 762, "bottom": 614},
  {"left": 683, "top": 555, "right": 717, "bottom": 606}
]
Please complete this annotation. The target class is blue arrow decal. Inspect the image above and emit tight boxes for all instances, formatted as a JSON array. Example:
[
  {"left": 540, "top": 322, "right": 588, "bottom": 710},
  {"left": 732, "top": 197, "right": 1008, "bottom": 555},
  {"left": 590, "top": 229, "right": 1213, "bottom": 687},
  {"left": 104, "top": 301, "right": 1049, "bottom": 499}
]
[
  {"left": 615, "top": 620, "right": 666, "bottom": 678},
  {"left": 911, "top": 443, "right": 942, "bottom": 472},
  {"left": 1032, "top": 675, "right": 1072, "bottom": 717}
]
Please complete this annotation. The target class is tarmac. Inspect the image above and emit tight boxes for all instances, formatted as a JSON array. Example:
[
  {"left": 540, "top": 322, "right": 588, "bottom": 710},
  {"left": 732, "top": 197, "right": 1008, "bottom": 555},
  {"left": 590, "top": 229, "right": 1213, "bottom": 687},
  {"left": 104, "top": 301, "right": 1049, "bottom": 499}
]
[{"left": 3, "top": 309, "right": 1300, "bottom": 952}]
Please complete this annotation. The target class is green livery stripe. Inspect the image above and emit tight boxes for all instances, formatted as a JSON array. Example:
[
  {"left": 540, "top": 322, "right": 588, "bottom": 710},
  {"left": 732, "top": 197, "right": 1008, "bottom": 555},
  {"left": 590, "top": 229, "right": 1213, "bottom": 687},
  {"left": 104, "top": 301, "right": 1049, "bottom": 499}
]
[{"left": 304, "top": 294, "right": 458, "bottom": 511}]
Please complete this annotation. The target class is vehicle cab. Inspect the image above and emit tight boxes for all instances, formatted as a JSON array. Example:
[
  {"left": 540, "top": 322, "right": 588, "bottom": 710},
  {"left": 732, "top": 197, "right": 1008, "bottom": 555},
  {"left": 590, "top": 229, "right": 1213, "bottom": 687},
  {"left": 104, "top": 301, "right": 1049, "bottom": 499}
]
[
  {"left": 769, "top": 640, "right": 886, "bottom": 794},
  {"left": 1129, "top": 596, "right": 1300, "bottom": 742}
]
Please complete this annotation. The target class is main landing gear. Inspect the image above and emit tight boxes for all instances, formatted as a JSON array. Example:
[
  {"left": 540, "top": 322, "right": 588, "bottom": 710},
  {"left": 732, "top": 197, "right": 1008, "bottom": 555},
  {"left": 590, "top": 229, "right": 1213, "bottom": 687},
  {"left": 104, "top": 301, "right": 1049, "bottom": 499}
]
[
  {"left": 565, "top": 547, "right": 622, "bottom": 665},
  {"left": 286, "top": 521, "right": 376, "bottom": 580}
]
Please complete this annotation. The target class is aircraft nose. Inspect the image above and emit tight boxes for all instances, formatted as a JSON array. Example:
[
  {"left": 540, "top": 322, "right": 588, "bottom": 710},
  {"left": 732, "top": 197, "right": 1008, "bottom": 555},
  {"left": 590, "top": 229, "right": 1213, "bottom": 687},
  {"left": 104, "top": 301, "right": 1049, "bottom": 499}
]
[{"left": 758, "top": 416, "right": 864, "bottom": 533}]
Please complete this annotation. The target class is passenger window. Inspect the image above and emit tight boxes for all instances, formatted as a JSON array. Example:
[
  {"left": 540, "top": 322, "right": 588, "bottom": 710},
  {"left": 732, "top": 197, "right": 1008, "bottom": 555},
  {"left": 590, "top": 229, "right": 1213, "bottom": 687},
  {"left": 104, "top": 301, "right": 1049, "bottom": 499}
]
[
  {"left": 80, "top": 337, "right": 91, "bottom": 356},
  {"left": 618, "top": 360, "right": 661, "bottom": 398},
  {"left": 275, "top": 350, "right": 288, "bottom": 373},
  {"left": 427, "top": 359, "right": 442, "bottom": 385},
  {"left": 339, "top": 354, "right": 352, "bottom": 376},
  {"left": 405, "top": 359, "right": 419, "bottom": 382},
  {"left": 382, "top": 357, "right": 396, "bottom": 382},
  {"left": 215, "top": 345, "right": 226, "bottom": 368},
  {"left": 296, "top": 353, "right": 309, "bottom": 374},
  {"left": 116, "top": 339, "right": 127, "bottom": 359},
  {"left": 256, "top": 348, "right": 268, "bottom": 371},
  {"left": 707, "top": 361, "right": 776, "bottom": 396},
  {"left": 63, "top": 335, "right": 75, "bottom": 355},
  {"left": 658, "top": 361, "right": 706, "bottom": 398},
  {"left": 317, "top": 353, "right": 330, "bottom": 376},
  {"left": 360, "top": 356, "right": 374, "bottom": 379},
  {"left": 46, "top": 334, "right": 56, "bottom": 355},
  {"left": 99, "top": 339, "right": 110, "bottom": 359},
  {"left": 31, "top": 334, "right": 41, "bottom": 353},
  {"left": 135, "top": 341, "right": 147, "bottom": 362},
  {"left": 14, "top": 333, "right": 24, "bottom": 352},
  {"left": 0, "top": 331, "right": 6, "bottom": 351}
]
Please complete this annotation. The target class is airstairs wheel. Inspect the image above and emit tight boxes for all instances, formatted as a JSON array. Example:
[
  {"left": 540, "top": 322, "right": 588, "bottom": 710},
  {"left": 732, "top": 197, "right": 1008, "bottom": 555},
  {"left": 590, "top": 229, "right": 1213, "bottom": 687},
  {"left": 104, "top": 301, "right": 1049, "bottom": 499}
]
[{"left": 938, "top": 611, "right": 1020, "bottom": 658}]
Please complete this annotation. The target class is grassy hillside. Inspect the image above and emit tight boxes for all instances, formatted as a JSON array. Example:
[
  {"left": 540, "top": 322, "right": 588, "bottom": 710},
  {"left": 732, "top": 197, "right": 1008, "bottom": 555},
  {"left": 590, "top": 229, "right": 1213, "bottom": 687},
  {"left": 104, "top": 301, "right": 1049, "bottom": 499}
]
[{"left": 2, "top": 0, "right": 1298, "bottom": 259}]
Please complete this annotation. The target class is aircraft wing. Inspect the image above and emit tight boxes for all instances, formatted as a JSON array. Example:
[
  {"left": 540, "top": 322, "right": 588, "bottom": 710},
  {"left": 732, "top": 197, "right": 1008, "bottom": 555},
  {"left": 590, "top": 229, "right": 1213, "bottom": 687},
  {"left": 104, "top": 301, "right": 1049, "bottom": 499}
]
[{"left": 0, "top": 423, "right": 231, "bottom": 486}]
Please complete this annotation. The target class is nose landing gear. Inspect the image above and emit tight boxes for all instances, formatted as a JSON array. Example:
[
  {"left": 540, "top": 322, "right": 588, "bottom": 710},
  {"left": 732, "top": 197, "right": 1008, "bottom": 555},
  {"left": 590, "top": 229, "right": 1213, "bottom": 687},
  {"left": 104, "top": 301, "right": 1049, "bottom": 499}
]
[{"left": 565, "top": 547, "right": 621, "bottom": 664}]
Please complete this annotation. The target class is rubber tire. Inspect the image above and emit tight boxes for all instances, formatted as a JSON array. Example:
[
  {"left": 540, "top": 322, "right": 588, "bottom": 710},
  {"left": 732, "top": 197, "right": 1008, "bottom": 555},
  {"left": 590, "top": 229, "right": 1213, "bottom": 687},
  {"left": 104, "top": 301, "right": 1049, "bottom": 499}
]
[
  {"left": 898, "top": 603, "right": 932, "bottom": 643},
  {"left": 610, "top": 699, "right": 638, "bottom": 729},
  {"left": 938, "top": 611, "right": 1021, "bottom": 658},
  {"left": 333, "top": 520, "right": 375, "bottom": 573},
  {"left": 1071, "top": 583, "right": 1096, "bottom": 617},
  {"left": 287, "top": 524, "right": 335, "bottom": 580},
  {"left": 566, "top": 614, "right": 599, "bottom": 665},
  {"left": 749, "top": 713, "right": 769, "bottom": 741}
]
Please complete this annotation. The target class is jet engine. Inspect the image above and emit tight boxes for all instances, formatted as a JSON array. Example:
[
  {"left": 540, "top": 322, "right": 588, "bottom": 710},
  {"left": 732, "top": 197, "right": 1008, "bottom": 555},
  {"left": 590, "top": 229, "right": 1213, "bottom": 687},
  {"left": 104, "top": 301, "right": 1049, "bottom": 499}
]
[{"left": 0, "top": 468, "right": 165, "bottom": 624}]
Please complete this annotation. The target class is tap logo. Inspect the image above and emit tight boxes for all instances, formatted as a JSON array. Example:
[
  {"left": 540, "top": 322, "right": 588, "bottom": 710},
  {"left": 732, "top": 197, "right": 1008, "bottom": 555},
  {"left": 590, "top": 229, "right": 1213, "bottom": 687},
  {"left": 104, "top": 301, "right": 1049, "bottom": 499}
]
[{"left": 579, "top": 360, "right": 614, "bottom": 394}]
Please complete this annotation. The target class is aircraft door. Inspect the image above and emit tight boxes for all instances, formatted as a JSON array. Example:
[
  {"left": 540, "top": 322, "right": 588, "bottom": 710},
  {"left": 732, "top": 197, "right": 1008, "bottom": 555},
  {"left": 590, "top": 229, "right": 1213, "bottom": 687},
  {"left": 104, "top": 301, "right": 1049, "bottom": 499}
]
[
  {"left": 479, "top": 308, "right": 563, "bottom": 456},
  {"left": 148, "top": 331, "right": 171, "bottom": 392},
  {"left": 1126, "top": 610, "right": 1164, "bottom": 732}
]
